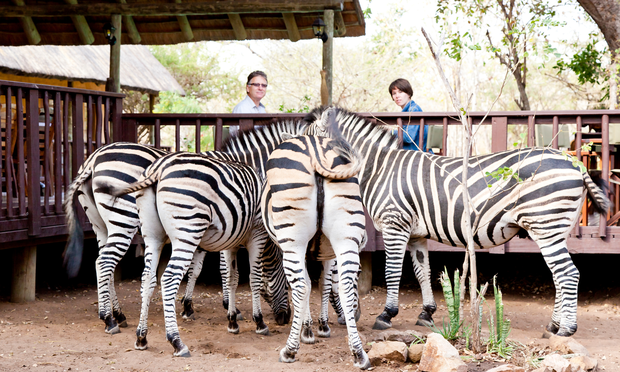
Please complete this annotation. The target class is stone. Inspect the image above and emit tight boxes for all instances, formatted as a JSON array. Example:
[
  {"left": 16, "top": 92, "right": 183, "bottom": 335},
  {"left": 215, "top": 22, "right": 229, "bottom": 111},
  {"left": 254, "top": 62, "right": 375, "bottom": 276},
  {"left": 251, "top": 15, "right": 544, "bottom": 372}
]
[
  {"left": 531, "top": 368, "right": 553, "bottom": 372},
  {"left": 549, "top": 336, "right": 590, "bottom": 356},
  {"left": 569, "top": 355, "right": 598, "bottom": 372},
  {"left": 408, "top": 343, "right": 425, "bottom": 363},
  {"left": 541, "top": 353, "right": 572, "bottom": 372},
  {"left": 367, "top": 341, "right": 408, "bottom": 365},
  {"left": 419, "top": 333, "right": 467, "bottom": 372},
  {"left": 485, "top": 364, "right": 526, "bottom": 372},
  {"left": 368, "top": 329, "right": 424, "bottom": 344}
]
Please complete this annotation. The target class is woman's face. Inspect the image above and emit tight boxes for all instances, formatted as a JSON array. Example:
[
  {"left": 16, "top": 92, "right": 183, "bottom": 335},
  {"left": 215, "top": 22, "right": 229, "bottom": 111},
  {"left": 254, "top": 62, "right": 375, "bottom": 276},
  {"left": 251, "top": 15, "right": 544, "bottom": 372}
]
[{"left": 391, "top": 88, "right": 411, "bottom": 109}]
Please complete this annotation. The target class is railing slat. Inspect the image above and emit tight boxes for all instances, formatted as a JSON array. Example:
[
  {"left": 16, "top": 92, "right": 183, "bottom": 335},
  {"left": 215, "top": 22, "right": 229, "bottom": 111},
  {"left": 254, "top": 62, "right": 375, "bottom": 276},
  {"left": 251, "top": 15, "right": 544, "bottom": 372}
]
[
  {"left": 195, "top": 119, "right": 201, "bottom": 153},
  {"left": 26, "top": 88, "right": 41, "bottom": 235},
  {"left": 43, "top": 91, "right": 51, "bottom": 215},
  {"left": 16, "top": 88, "right": 26, "bottom": 216},
  {"left": 54, "top": 92, "right": 63, "bottom": 215}
]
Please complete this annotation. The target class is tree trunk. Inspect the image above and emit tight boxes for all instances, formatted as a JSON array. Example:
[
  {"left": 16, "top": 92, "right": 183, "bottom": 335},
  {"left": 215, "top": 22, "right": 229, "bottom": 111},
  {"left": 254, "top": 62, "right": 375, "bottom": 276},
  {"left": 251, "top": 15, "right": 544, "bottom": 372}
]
[{"left": 577, "top": 0, "right": 620, "bottom": 104}]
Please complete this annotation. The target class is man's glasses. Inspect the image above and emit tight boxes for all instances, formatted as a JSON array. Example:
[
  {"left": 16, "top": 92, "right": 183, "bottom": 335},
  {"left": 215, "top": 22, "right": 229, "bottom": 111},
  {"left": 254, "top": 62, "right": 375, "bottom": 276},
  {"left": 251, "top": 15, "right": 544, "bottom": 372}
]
[{"left": 248, "top": 83, "right": 268, "bottom": 88}]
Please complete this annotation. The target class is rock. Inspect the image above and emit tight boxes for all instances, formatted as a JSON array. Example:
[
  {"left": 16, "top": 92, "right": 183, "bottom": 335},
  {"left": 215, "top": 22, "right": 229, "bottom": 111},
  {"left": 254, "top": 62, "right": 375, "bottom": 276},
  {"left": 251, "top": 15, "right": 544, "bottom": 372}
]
[
  {"left": 549, "top": 336, "right": 590, "bottom": 356},
  {"left": 368, "top": 329, "right": 424, "bottom": 344},
  {"left": 531, "top": 367, "right": 553, "bottom": 372},
  {"left": 368, "top": 341, "right": 408, "bottom": 365},
  {"left": 541, "top": 353, "right": 572, "bottom": 372},
  {"left": 408, "top": 343, "right": 425, "bottom": 363},
  {"left": 569, "top": 355, "right": 598, "bottom": 372},
  {"left": 485, "top": 364, "right": 526, "bottom": 372},
  {"left": 419, "top": 333, "right": 467, "bottom": 372}
]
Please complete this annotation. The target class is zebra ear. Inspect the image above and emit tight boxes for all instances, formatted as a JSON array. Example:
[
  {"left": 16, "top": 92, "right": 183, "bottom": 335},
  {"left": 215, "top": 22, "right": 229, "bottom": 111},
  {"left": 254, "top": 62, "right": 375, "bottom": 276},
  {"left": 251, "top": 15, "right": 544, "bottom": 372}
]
[{"left": 318, "top": 107, "right": 336, "bottom": 133}]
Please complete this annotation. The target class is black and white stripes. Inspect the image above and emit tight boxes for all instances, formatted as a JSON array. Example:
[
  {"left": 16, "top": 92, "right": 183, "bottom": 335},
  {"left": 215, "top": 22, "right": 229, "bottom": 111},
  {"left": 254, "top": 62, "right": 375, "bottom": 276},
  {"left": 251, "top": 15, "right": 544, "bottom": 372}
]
[{"left": 305, "top": 106, "right": 609, "bottom": 337}]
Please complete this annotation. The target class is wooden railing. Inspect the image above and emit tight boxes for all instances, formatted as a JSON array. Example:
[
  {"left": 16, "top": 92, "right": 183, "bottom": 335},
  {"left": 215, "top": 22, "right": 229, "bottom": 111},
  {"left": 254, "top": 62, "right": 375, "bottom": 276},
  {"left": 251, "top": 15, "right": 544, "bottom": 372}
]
[
  {"left": 1, "top": 82, "right": 619, "bottom": 252},
  {"left": 0, "top": 80, "right": 123, "bottom": 247}
]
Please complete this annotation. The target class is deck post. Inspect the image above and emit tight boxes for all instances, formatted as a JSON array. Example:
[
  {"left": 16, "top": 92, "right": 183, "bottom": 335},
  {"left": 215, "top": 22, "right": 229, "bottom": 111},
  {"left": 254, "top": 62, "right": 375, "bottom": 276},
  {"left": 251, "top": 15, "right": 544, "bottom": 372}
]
[
  {"left": 358, "top": 251, "right": 373, "bottom": 296},
  {"left": 322, "top": 9, "right": 333, "bottom": 105},
  {"left": 11, "top": 246, "right": 37, "bottom": 302}
]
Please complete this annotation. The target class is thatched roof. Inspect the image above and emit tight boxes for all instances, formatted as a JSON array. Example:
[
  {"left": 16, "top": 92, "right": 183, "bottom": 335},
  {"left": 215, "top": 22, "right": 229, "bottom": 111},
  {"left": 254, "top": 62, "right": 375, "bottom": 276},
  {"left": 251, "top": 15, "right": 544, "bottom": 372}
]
[
  {"left": 0, "top": 45, "right": 185, "bottom": 95},
  {"left": 0, "top": 0, "right": 365, "bottom": 46}
]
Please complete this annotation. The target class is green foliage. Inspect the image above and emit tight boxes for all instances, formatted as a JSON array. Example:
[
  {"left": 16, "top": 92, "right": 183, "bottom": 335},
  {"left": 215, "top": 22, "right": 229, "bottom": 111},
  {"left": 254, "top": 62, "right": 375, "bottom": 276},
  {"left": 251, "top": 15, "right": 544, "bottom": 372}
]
[
  {"left": 278, "top": 95, "right": 313, "bottom": 113},
  {"left": 154, "top": 91, "right": 203, "bottom": 114},
  {"left": 485, "top": 276, "right": 513, "bottom": 359},
  {"left": 554, "top": 40, "right": 606, "bottom": 85},
  {"left": 561, "top": 142, "right": 593, "bottom": 173},
  {"left": 485, "top": 167, "right": 523, "bottom": 187},
  {"left": 428, "top": 268, "right": 462, "bottom": 340}
]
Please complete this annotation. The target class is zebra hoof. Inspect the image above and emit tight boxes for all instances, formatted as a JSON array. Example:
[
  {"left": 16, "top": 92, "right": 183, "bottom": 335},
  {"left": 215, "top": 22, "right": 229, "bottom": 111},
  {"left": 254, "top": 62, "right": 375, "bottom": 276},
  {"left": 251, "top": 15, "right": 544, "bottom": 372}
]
[
  {"left": 173, "top": 346, "right": 191, "bottom": 358},
  {"left": 227, "top": 323, "right": 240, "bottom": 334},
  {"left": 354, "top": 307, "right": 362, "bottom": 322},
  {"left": 301, "top": 325, "right": 315, "bottom": 344},
  {"left": 256, "top": 327, "right": 270, "bottom": 336},
  {"left": 556, "top": 325, "right": 577, "bottom": 337},
  {"left": 118, "top": 320, "right": 128, "bottom": 328},
  {"left": 236, "top": 312, "right": 244, "bottom": 322},
  {"left": 353, "top": 350, "right": 371, "bottom": 370},
  {"left": 275, "top": 307, "right": 291, "bottom": 325},
  {"left": 135, "top": 337, "right": 148, "bottom": 350},
  {"left": 182, "top": 313, "right": 196, "bottom": 321},
  {"left": 337, "top": 316, "right": 346, "bottom": 325},
  {"left": 105, "top": 324, "right": 121, "bottom": 335},
  {"left": 546, "top": 321, "right": 560, "bottom": 335},
  {"left": 372, "top": 318, "right": 392, "bottom": 330},
  {"left": 317, "top": 323, "right": 331, "bottom": 338},
  {"left": 279, "top": 348, "right": 296, "bottom": 363}
]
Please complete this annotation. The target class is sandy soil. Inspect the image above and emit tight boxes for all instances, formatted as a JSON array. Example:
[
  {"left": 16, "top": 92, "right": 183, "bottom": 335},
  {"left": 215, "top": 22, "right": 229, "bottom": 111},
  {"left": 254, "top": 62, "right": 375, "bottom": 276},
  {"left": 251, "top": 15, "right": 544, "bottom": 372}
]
[{"left": 1, "top": 277, "right": 619, "bottom": 372}]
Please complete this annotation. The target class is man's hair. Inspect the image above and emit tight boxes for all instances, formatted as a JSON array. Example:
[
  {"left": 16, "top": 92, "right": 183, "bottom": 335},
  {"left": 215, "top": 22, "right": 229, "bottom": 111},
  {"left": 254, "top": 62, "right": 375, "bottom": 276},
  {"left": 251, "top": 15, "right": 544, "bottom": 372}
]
[
  {"left": 388, "top": 78, "right": 413, "bottom": 98},
  {"left": 247, "top": 70, "right": 268, "bottom": 85}
]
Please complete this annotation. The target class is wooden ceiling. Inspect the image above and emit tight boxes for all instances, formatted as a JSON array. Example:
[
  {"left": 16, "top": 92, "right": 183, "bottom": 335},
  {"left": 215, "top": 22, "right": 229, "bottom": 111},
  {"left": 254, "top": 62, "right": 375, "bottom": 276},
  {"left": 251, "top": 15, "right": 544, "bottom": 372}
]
[{"left": 0, "top": 0, "right": 366, "bottom": 46}]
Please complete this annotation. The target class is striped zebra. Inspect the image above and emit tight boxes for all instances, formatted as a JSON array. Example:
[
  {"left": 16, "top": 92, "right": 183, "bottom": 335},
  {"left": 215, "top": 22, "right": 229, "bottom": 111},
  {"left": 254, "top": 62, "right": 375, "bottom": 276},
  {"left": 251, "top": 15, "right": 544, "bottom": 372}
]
[
  {"left": 261, "top": 134, "right": 371, "bottom": 369},
  {"left": 305, "top": 107, "right": 610, "bottom": 337},
  {"left": 63, "top": 141, "right": 290, "bottom": 335},
  {"left": 105, "top": 152, "right": 274, "bottom": 356}
]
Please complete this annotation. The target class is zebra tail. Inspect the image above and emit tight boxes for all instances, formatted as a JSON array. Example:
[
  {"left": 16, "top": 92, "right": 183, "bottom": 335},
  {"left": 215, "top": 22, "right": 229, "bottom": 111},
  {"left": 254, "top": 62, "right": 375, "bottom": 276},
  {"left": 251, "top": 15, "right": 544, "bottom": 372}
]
[
  {"left": 100, "top": 168, "right": 159, "bottom": 198},
  {"left": 62, "top": 165, "right": 92, "bottom": 278},
  {"left": 583, "top": 171, "right": 610, "bottom": 214}
]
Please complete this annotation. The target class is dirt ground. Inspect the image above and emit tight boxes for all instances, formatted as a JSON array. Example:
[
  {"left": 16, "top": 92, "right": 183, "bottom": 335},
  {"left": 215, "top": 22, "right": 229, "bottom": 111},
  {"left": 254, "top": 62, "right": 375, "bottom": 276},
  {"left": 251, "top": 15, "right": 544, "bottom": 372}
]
[{"left": 1, "top": 273, "right": 620, "bottom": 372}]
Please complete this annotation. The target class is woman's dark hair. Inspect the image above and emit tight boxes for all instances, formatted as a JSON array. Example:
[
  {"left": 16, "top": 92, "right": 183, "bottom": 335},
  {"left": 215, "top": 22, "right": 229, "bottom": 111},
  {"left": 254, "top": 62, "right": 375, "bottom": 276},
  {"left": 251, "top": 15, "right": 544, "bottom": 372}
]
[
  {"left": 388, "top": 78, "right": 413, "bottom": 98},
  {"left": 247, "top": 70, "right": 268, "bottom": 85}
]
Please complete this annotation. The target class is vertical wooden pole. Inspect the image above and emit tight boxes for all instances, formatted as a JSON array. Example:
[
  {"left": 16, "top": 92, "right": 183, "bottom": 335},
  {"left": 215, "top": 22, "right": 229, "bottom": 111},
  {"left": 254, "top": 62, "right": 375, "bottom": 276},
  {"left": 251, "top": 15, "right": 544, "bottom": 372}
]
[
  {"left": 108, "top": 14, "right": 122, "bottom": 93},
  {"left": 322, "top": 10, "right": 334, "bottom": 106},
  {"left": 358, "top": 252, "right": 373, "bottom": 296},
  {"left": 11, "top": 246, "right": 37, "bottom": 302}
]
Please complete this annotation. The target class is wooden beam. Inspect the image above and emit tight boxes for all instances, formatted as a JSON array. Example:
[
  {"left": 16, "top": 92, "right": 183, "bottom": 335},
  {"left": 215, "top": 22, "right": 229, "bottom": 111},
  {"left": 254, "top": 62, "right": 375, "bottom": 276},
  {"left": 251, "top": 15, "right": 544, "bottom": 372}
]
[
  {"left": 334, "top": 10, "right": 346, "bottom": 37},
  {"left": 11, "top": 246, "right": 37, "bottom": 302},
  {"left": 175, "top": 0, "right": 194, "bottom": 41},
  {"left": 282, "top": 12, "right": 300, "bottom": 42},
  {"left": 11, "top": 0, "right": 40, "bottom": 44},
  {"left": 0, "top": 1, "right": 347, "bottom": 16},
  {"left": 64, "top": 0, "right": 95, "bottom": 45},
  {"left": 228, "top": 13, "right": 247, "bottom": 40},
  {"left": 118, "top": 0, "right": 141, "bottom": 43},
  {"left": 322, "top": 9, "right": 333, "bottom": 105},
  {"left": 108, "top": 15, "right": 122, "bottom": 93}
]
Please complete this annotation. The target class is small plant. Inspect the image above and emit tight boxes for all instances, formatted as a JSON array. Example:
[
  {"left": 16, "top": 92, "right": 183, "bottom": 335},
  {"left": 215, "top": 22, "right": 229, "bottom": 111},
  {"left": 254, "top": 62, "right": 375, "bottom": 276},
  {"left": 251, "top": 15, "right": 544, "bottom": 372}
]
[
  {"left": 428, "top": 268, "right": 462, "bottom": 340},
  {"left": 485, "top": 275, "right": 513, "bottom": 359},
  {"left": 485, "top": 167, "right": 524, "bottom": 187},
  {"left": 561, "top": 142, "right": 592, "bottom": 173}
]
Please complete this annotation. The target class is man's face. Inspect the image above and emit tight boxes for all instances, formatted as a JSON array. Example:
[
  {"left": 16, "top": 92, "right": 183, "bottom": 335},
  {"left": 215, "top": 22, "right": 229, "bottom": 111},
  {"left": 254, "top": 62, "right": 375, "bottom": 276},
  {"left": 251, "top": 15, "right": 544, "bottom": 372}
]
[{"left": 247, "top": 76, "right": 267, "bottom": 103}]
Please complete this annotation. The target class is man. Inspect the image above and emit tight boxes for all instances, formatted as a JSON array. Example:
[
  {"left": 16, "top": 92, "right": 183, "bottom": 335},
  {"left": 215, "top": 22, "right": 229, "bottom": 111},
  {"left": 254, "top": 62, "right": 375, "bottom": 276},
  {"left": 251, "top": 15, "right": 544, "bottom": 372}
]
[{"left": 233, "top": 70, "right": 268, "bottom": 113}]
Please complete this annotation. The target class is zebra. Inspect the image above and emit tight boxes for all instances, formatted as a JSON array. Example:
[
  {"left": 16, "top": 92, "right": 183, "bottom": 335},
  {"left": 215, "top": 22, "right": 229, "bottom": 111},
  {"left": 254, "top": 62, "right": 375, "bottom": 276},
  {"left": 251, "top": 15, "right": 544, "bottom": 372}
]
[
  {"left": 261, "top": 133, "right": 371, "bottom": 369},
  {"left": 104, "top": 152, "right": 278, "bottom": 356},
  {"left": 63, "top": 142, "right": 289, "bottom": 335},
  {"left": 304, "top": 106, "right": 610, "bottom": 337}
]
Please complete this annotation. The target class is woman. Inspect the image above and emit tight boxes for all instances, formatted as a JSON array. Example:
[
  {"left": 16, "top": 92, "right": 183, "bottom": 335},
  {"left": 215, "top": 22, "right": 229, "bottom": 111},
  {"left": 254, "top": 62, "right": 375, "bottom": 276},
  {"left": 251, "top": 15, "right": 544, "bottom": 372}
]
[{"left": 389, "top": 78, "right": 429, "bottom": 152}]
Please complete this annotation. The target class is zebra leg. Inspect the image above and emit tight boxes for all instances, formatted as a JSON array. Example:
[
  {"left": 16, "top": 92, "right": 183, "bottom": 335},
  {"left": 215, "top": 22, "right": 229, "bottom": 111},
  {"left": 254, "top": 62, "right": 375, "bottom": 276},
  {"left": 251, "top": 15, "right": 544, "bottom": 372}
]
[
  {"left": 279, "top": 249, "right": 311, "bottom": 364},
  {"left": 409, "top": 238, "right": 437, "bottom": 327},
  {"left": 373, "top": 229, "right": 410, "bottom": 330},
  {"left": 161, "top": 245, "right": 196, "bottom": 357},
  {"left": 318, "top": 259, "right": 335, "bottom": 338},
  {"left": 220, "top": 251, "right": 243, "bottom": 321},
  {"left": 135, "top": 241, "right": 164, "bottom": 350},
  {"left": 328, "top": 262, "right": 347, "bottom": 325},
  {"left": 300, "top": 267, "right": 315, "bottom": 344},
  {"left": 540, "top": 244, "right": 579, "bottom": 336},
  {"left": 181, "top": 250, "right": 206, "bottom": 321},
  {"left": 246, "top": 235, "right": 269, "bottom": 335},
  {"left": 109, "top": 274, "right": 127, "bottom": 328},
  {"left": 223, "top": 249, "right": 240, "bottom": 334},
  {"left": 335, "top": 249, "right": 370, "bottom": 369}
]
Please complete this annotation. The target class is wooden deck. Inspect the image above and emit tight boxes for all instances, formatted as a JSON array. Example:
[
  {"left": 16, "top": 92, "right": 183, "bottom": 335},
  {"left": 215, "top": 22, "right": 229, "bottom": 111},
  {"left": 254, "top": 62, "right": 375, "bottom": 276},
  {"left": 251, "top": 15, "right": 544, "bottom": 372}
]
[{"left": 2, "top": 79, "right": 620, "bottom": 255}]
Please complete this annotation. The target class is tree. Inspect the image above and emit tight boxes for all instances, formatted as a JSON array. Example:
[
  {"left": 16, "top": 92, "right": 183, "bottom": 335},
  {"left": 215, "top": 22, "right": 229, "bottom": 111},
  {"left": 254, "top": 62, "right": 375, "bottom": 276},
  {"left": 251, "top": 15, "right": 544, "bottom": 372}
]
[
  {"left": 436, "top": 0, "right": 563, "bottom": 110},
  {"left": 576, "top": 0, "right": 620, "bottom": 107}
]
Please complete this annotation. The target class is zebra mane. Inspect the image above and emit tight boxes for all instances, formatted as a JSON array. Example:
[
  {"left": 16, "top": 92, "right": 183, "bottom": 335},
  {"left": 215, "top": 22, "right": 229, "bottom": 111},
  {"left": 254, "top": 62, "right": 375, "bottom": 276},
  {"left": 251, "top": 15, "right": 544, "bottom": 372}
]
[
  {"left": 220, "top": 118, "right": 309, "bottom": 175},
  {"left": 303, "top": 106, "right": 399, "bottom": 151}
]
